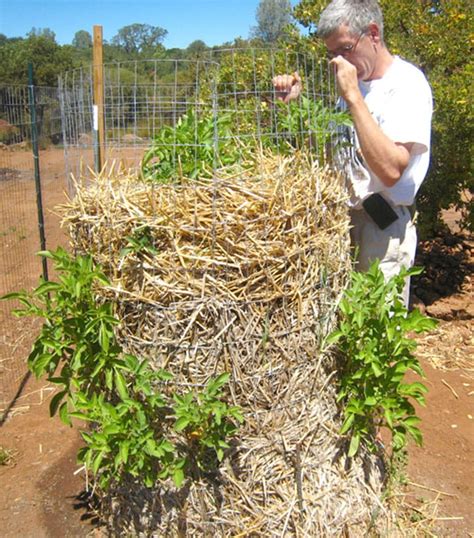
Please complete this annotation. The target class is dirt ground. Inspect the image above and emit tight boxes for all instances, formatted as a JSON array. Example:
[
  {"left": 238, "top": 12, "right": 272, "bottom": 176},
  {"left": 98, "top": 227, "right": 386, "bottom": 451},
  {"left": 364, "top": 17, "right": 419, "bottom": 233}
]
[{"left": 0, "top": 147, "right": 472, "bottom": 537}]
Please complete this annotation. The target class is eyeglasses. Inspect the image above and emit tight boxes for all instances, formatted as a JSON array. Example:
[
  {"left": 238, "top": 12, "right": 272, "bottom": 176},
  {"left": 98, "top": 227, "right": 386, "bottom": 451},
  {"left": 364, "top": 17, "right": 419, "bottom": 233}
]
[{"left": 328, "top": 30, "right": 366, "bottom": 59}]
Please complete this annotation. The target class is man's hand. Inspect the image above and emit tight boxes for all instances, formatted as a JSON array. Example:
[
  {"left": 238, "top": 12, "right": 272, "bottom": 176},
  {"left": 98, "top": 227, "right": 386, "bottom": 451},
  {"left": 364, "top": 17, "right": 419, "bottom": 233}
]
[
  {"left": 272, "top": 71, "right": 302, "bottom": 104},
  {"left": 330, "top": 57, "right": 361, "bottom": 106}
]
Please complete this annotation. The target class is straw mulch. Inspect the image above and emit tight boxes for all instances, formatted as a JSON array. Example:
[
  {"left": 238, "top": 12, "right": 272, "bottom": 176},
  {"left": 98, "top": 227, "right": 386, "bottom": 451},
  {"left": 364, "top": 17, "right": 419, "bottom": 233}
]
[{"left": 61, "top": 151, "right": 389, "bottom": 536}]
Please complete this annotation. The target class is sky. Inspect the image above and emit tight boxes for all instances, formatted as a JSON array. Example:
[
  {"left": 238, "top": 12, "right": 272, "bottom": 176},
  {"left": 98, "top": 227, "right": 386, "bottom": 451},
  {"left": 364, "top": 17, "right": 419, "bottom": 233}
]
[{"left": 0, "top": 0, "right": 304, "bottom": 49}]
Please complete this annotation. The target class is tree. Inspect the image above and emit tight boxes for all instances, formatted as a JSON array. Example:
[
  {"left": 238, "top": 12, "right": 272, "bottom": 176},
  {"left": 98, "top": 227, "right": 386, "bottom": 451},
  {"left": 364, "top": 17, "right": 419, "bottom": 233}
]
[
  {"left": 186, "top": 40, "right": 208, "bottom": 58},
  {"left": 27, "top": 27, "right": 56, "bottom": 42},
  {"left": 72, "top": 30, "right": 92, "bottom": 49},
  {"left": 292, "top": 0, "right": 473, "bottom": 235},
  {"left": 0, "top": 34, "right": 76, "bottom": 86},
  {"left": 111, "top": 23, "right": 168, "bottom": 55},
  {"left": 251, "top": 0, "right": 293, "bottom": 43}
]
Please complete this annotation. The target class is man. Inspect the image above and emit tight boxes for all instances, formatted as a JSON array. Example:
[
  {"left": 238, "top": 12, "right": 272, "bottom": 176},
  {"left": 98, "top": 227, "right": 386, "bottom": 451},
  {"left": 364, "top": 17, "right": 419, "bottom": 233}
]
[{"left": 273, "top": 0, "right": 433, "bottom": 305}]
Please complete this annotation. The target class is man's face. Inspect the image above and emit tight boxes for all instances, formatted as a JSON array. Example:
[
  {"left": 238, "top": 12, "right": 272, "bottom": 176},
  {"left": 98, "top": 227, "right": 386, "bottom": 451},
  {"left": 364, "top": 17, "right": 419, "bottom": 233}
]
[{"left": 324, "top": 23, "right": 377, "bottom": 81}]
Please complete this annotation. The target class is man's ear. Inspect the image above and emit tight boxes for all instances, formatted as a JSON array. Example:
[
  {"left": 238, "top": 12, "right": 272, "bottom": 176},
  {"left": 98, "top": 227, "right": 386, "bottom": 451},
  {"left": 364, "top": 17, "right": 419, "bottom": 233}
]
[{"left": 367, "top": 22, "right": 381, "bottom": 43}]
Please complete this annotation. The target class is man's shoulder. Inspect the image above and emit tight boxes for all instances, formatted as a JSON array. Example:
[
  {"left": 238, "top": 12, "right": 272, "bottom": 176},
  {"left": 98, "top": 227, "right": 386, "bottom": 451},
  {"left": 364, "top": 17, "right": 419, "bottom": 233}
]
[{"left": 391, "top": 56, "right": 429, "bottom": 84}]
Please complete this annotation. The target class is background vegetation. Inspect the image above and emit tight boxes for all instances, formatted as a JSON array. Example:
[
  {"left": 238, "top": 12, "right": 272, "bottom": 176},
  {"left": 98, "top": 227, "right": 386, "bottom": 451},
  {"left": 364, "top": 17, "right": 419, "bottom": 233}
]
[{"left": 0, "top": 0, "right": 471, "bottom": 235}]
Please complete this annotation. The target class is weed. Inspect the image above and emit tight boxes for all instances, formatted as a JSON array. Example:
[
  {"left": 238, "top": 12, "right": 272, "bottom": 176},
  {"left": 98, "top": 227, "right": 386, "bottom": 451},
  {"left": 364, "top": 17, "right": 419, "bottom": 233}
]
[{"left": 0, "top": 446, "right": 13, "bottom": 465}]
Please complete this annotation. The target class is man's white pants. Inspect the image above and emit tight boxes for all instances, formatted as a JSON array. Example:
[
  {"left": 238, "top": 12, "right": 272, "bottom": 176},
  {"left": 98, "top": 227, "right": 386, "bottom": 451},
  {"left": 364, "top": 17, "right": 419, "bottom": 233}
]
[{"left": 350, "top": 206, "right": 417, "bottom": 306}]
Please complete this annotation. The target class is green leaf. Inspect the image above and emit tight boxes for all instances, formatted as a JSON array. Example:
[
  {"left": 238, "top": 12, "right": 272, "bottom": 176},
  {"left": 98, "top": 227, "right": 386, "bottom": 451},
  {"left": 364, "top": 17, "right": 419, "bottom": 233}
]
[
  {"left": 49, "top": 390, "right": 67, "bottom": 417},
  {"left": 206, "top": 372, "right": 230, "bottom": 395},
  {"left": 384, "top": 408, "right": 394, "bottom": 429},
  {"left": 340, "top": 413, "right": 355, "bottom": 434},
  {"left": 406, "top": 424, "right": 423, "bottom": 447},
  {"left": 119, "top": 441, "right": 130, "bottom": 465},
  {"left": 0, "top": 291, "right": 27, "bottom": 301},
  {"left": 114, "top": 370, "right": 129, "bottom": 400},
  {"left": 68, "top": 411, "right": 93, "bottom": 422},
  {"left": 325, "top": 330, "right": 343, "bottom": 346},
  {"left": 172, "top": 467, "right": 185, "bottom": 487},
  {"left": 92, "top": 450, "right": 106, "bottom": 475},
  {"left": 348, "top": 433, "right": 360, "bottom": 458},
  {"left": 175, "top": 417, "right": 190, "bottom": 432},
  {"left": 364, "top": 396, "right": 377, "bottom": 406},
  {"left": 103, "top": 424, "right": 122, "bottom": 435},
  {"left": 29, "top": 352, "right": 55, "bottom": 378},
  {"left": 59, "top": 401, "right": 71, "bottom": 426},
  {"left": 34, "top": 281, "right": 62, "bottom": 296},
  {"left": 370, "top": 361, "right": 383, "bottom": 377},
  {"left": 156, "top": 369, "right": 173, "bottom": 381}
]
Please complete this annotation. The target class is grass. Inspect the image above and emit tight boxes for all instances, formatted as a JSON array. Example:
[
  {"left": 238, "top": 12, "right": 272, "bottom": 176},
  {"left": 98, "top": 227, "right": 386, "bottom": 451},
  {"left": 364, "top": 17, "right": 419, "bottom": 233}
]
[{"left": 0, "top": 445, "right": 13, "bottom": 466}]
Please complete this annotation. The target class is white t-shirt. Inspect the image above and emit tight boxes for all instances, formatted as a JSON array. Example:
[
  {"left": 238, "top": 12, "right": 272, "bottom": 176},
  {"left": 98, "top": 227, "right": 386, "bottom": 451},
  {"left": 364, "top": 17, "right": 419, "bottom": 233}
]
[{"left": 337, "top": 56, "right": 433, "bottom": 208}]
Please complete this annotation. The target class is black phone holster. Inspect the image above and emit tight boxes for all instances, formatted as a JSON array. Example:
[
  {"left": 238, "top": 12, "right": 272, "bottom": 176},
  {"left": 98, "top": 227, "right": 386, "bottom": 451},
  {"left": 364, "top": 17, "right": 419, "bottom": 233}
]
[{"left": 362, "top": 193, "right": 399, "bottom": 230}]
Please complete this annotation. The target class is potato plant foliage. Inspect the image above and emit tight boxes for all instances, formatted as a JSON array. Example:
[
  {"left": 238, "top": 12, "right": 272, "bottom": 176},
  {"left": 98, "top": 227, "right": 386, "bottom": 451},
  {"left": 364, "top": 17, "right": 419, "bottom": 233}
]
[
  {"left": 141, "top": 97, "right": 351, "bottom": 183},
  {"left": 327, "top": 262, "right": 437, "bottom": 457},
  {"left": 2, "top": 248, "right": 243, "bottom": 489}
]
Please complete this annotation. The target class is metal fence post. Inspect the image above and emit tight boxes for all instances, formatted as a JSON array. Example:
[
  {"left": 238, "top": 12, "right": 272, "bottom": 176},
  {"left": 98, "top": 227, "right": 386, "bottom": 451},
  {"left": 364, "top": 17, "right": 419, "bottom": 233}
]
[{"left": 27, "top": 63, "right": 48, "bottom": 281}]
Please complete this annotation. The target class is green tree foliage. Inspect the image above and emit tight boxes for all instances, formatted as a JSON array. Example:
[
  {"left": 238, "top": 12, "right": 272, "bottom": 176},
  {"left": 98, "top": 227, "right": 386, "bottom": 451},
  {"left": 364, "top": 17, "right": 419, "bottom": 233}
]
[
  {"left": 27, "top": 27, "right": 57, "bottom": 41},
  {"left": 111, "top": 23, "right": 168, "bottom": 55},
  {"left": 0, "top": 33, "right": 76, "bottom": 86},
  {"left": 186, "top": 39, "right": 208, "bottom": 58},
  {"left": 251, "top": 0, "right": 294, "bottom": 42},
  {"left": 72, "top": 30, "right": 92, "bottom": 49},
  {"left": 293, "top": 0, "right": 473, "bottom": 235}
]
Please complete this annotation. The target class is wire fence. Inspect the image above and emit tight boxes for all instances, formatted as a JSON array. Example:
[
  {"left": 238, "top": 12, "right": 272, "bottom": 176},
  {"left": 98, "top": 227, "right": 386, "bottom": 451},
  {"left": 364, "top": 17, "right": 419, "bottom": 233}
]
[
  {"left": 59, "top": 51, "right": 339, "bottom": 189},
  {"left": 0, "top": 84, "right": 66, "bottom": 417},
  {"left": 1, "top": 51, "right": 342, "bottom": 418}
]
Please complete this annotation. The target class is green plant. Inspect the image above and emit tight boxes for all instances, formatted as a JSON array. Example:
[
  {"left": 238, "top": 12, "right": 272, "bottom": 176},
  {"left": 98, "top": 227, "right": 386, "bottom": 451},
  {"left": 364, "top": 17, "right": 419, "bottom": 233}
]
[
  {"left": 174, "top": 372, "right": 244, "bottom": 468},
  {"left": 72, "top": 354, "right": 178, "bottom": 488},
  {"left": 2, "top": 248, "right": 243, "bottom": 489},
  {"left": 0, "top": 446, "right": 14, "bottom": 465},
  {"left": 327, "top": 261, "right": 437, "bottom": 457},
  {"left": 120, "top": 225, "right": 158, "bottom": 258},
  {"left": 141, "top": 108, "right": 244, "bottom": 182},
  {"left": 3, "top": 247, "right": 120, "bottom": 422},
  {"left": 272, "top": 95, "right": 352, "bottom": 160}
]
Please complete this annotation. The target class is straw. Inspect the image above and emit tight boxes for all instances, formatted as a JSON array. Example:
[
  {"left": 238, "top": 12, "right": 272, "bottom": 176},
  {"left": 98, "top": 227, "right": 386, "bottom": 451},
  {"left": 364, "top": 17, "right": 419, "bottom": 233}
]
[{"left": 59, "top": 150, "right": 396, "bottom": 536}]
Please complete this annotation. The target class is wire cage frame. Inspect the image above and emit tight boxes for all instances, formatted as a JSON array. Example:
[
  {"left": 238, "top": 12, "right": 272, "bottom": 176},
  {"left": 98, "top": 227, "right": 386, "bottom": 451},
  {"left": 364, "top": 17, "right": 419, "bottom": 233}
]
[
  {"left": 58, "top": 50, "right": 342, "bottom": 189},
  {"left": 58, "top": 49, "right": 351, "bottom": 367},
  {"left": 55, "top": 52, "right": 387, "bottom": 536}
]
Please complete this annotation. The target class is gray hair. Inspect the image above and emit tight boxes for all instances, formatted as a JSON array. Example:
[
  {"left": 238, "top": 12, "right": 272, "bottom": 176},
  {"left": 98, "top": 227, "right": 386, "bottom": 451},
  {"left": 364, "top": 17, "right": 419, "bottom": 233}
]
[{"left": 317, "top": 0, "right": 384, "bottom": 41}]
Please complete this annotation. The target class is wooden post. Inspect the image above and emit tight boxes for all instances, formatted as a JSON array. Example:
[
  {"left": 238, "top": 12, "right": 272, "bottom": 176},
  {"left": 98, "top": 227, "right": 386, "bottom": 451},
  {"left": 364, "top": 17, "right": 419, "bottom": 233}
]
[{"left": 93, "top": 25, "right": 105, "bottom": 172}]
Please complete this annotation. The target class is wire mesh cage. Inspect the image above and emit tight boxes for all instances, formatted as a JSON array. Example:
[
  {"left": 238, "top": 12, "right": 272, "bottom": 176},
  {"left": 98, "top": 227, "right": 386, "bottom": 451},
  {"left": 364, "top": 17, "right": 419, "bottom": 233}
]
[
  {"left": 55, "top": 52, "right": 385, "bottom": 535},
  {"left": 59, "top": 51, "right": 345, "bottom": 188}
]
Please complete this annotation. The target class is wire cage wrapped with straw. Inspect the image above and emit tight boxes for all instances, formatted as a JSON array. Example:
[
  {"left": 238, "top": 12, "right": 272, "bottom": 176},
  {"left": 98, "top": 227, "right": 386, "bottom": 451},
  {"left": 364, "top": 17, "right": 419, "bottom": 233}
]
[{"left": 59, "top": 51, "right": 387, "bottom": 536}]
